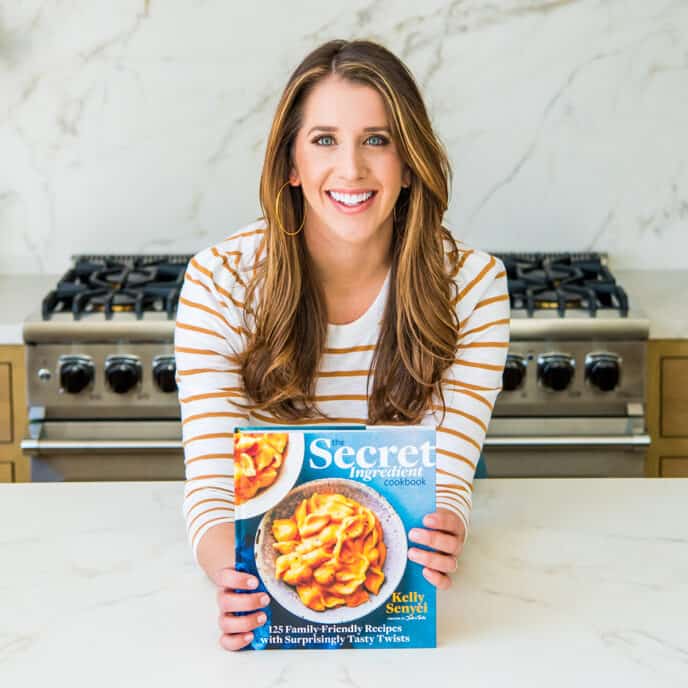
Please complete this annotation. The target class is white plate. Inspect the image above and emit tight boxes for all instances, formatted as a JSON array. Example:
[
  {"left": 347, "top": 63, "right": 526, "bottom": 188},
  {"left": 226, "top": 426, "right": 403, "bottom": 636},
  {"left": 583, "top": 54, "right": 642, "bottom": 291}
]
[
  {"left": 254, "top": 478, "right": 407, "bottom": 624},
  {"left": 235, "top": 432, "right": 305, "bottom": 521}
]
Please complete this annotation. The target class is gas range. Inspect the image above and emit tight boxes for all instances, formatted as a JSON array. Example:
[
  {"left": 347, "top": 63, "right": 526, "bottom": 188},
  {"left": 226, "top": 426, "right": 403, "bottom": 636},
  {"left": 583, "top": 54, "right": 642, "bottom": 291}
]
[
  {"left": 24, "top": 255, "right": 189, "bottom": 419},
  {"left": 21, "top": 251, "right": 651, "bottom": 481},
  {"left": 484, "top": 252, "right": 650, "bottom": 477},
  {"left": 492, "top": 252, "right": 649, "bottom": 418}
]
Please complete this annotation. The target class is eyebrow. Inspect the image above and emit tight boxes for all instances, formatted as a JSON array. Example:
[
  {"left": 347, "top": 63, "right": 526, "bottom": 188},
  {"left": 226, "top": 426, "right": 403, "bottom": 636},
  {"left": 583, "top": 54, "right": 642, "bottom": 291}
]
[{"left": 306, "top": 126, "right": 391, "bottom": 135}]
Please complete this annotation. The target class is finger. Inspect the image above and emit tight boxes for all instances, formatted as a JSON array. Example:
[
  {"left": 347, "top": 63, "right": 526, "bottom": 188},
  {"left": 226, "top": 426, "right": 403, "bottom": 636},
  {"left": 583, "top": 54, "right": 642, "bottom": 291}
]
[
  {"left": 219, "top": 631, "right": 255, "bottom": 652},
  {"left": 217, "top": 590, "right": 270, "bottom": 614},
  {"left": 422, "top": 567, "right": 453, "bottom": 591},
  {"left": 408, "top": 527, "right": 461, "bottom": 557},
  {"left": 217, "top": 568, "right": 260, "bottom": 591},
  {"left": 218, "top": 610, "right": 268, "bottom": 635},
  {"left": 423, "top": 509, "right": 461, "bottom": 534},
  {"left": 408, "top": 546, "right": 457, "bottom": 574}
]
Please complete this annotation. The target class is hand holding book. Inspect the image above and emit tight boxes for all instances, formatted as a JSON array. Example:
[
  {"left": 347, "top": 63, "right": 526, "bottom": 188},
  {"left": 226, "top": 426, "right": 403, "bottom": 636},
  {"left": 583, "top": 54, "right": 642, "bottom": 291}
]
[
  {"left": 216, "top": 567, "right": 271, "bottom": 652},
  {"left": 407, "top": 509, "right": 465, "bottom": 590}
]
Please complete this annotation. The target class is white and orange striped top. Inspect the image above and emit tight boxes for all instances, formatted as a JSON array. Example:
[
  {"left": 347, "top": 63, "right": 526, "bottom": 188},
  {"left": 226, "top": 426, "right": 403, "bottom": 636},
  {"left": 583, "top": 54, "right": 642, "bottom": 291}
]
[{"left": 175, "top": 220, "right": 510, "bottom": 562}]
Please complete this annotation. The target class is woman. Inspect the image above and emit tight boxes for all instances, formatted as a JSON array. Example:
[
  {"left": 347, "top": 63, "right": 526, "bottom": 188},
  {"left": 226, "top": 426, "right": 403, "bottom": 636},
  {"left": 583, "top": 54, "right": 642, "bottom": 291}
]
[{"left": 175, "top": 39, "right": 510, "bottom": 651}]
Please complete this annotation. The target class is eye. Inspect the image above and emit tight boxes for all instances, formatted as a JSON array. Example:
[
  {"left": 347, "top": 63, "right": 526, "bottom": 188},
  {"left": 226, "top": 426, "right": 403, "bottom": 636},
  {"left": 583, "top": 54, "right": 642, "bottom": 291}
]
[
  {"left": 314, "top": 135, "right": 335, "bottom": 146},
  {"left": 365, "top": 134, "right": 389, "bottom": 146}
]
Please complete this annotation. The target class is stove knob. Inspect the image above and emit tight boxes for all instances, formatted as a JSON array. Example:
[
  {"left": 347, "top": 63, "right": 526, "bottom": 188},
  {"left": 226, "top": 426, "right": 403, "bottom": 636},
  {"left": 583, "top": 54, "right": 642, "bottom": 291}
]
[
  {"left": 153, "top": 357, "right": 177, "bottom": 393},
  {"left": 502, "top": 355, "right": 526, "bottom": 391},
  {"left": 59, "top": 357, "right": 94, "bottom": 394},
  {"left": 586, "top": 354, "right": 620, "bottom": 392},
  {"left": 538, "top": 354, "right": 575, "bottom": 391},
  {"left": 105, "top": 356, "right": 141, "bottom": 394}
]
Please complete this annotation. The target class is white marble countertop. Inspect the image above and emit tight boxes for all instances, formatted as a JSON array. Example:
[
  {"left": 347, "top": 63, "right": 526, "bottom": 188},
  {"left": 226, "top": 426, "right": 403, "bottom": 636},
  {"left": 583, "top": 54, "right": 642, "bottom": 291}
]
[
  {"left": 1, "top": 479, "right": 686, "bottom": 687},
  {"left": 1, "top": 270, "right": 686, "bottom": 344}
]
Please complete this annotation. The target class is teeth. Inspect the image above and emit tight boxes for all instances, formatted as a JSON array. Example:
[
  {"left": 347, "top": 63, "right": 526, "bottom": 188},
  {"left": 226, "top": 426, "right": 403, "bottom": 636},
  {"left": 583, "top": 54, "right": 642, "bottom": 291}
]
[{"left": 329, "top": 190, "right": 374, "bottom": 206}]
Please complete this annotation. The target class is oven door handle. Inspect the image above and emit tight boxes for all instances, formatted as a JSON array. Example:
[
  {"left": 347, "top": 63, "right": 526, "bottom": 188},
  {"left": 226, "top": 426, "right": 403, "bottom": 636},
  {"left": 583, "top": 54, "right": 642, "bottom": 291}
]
[
  {"left": 21, "top": 439, "right": 183, "bottom": 453},
  {"left": 483, "top": 434, "right": 651, "bottom": 448},
  {"left": 23, "top": 436, "right": 652, "bottom": 451}
]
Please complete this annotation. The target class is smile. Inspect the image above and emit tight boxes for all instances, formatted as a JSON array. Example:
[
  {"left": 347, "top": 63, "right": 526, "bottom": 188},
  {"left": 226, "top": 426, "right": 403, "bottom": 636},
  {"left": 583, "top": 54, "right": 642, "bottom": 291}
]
[{"left": 326, "top": 189, "right": 377, "bottom": 214}]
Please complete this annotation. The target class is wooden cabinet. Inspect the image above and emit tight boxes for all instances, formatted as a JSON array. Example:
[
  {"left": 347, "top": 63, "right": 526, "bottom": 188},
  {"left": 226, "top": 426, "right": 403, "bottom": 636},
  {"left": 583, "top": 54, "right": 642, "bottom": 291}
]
[
  {"left": 0, "top": 345, "right": 28, "bottom": 482},
  {"left": 647, "top": 340, "right": 688, "bottom": 477},
  {"left": 659, "top": 457, "right": 688, "bottom": 477},
  {"left": 0, "top": 462, "right": 14, "bottom": 482},
  {"left": 0, "top": 363, "right": 11, "bottom": 442}
]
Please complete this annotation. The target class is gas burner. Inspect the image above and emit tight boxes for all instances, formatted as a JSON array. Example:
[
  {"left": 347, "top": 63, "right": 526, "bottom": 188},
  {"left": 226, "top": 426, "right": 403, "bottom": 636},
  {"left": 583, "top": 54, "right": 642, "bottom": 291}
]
[
  {"left": 497, "top": 252, "right": 629, "bottom": 318},
  {"left": 90, "top": 266, "right": 158, "bottom": 290},
  {"left": 42, "top": 255, "right": 191, "bottom": 320},
  {"left": 532, "top": 288, "right": 583, "bottom": 313}
]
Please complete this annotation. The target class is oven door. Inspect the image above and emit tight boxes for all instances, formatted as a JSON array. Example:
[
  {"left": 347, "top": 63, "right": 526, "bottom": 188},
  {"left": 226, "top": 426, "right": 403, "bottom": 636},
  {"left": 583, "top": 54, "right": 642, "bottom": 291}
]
[
  {"left": 483, "top": 417, "right": 651, "bottom": 478},
  {"left": 21, "top": 419, "right": 184, "bottom": 481}
]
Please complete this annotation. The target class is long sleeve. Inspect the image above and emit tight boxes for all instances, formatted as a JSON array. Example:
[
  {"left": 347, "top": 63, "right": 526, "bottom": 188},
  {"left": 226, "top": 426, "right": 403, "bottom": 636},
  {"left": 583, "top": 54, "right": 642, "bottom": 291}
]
[
  {"left": 430, "top": 252, "right": 510, "bottom": 542},
  {"left": 175, "top": 247, "right": 250, "bottom": 563}
]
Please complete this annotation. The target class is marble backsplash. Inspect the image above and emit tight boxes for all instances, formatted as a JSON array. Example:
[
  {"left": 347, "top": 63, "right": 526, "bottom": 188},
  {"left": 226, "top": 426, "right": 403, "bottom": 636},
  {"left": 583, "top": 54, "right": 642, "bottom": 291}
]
[{"left": 1, "top": 0, "right": 686, "bottom": 274}]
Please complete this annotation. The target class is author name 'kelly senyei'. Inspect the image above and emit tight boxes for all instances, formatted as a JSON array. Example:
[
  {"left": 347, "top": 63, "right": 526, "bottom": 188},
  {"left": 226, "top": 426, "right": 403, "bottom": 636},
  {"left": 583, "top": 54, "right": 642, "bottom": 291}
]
[{"left": 233, "top": 425, "right": 437, "bottom": 650}]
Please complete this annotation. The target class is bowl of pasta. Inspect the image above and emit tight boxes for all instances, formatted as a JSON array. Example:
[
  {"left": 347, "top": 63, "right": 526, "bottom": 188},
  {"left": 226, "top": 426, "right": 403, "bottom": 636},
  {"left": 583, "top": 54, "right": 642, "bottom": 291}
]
[
  {"left": 254, "top": 478, "right": 407, "bottom": 623},
  {"left": 234, "top": 431, "right": 305, "bottom": 520}
]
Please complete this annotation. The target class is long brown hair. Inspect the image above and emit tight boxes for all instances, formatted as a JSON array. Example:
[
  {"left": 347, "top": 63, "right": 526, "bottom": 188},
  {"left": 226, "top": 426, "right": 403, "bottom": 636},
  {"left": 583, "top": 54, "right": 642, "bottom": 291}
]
[{"left": 238, "top": 39, "right": 461, "bottom": 424}]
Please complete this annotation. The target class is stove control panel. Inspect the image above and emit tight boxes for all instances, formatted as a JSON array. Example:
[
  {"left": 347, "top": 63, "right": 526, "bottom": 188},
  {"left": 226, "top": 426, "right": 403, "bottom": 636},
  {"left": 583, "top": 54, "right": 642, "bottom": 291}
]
[
  {"left": 537, "top": 353, "right": 575, "bottom": 391},
  {"left": 27, "top": 344, "right": 180, "bottom": 415},
  {"left": 585, "top": 352, "right": 621, "bottom": 392},
  {"left": 153, "top": 355, "right": 177, "bottom": 393},
  {"left": 59, "top": 355, "right": 95, "bottom": 394},
  {"left": 105, "top": 355, "right": 142, "bottom": 394}
]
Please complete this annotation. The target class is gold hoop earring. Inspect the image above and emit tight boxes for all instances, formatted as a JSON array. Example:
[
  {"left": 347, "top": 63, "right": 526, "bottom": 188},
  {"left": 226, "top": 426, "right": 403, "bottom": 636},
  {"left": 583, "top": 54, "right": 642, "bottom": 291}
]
[{"left": 275, "top": 181, "right": 305, "bottom": 236}]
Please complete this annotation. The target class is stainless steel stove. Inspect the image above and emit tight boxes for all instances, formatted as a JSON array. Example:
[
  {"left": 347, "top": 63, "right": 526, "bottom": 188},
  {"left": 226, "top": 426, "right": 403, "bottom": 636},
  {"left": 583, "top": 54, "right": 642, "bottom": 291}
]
[
  {"left": 485, "top": 252, "right": 650, "bottom": 477},
  {"left": 22, "top": 255, "right": 188, "bottom": 481},
  {"left": 21, "top": 251, "right": 650, "bottom": 481}
]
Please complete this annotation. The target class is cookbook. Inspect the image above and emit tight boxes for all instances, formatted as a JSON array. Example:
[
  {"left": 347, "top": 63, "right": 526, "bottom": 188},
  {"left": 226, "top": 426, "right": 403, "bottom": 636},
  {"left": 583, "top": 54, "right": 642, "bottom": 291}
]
[{"left": 233, "top": 424, "right": 437, "bottom": 650}]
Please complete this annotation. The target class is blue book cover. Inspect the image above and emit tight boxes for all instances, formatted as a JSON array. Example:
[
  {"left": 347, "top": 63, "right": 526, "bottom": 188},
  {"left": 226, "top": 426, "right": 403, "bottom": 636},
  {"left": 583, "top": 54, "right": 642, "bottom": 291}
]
[{"left": 233, "top": 424, "right": 437, "bottom": 651}]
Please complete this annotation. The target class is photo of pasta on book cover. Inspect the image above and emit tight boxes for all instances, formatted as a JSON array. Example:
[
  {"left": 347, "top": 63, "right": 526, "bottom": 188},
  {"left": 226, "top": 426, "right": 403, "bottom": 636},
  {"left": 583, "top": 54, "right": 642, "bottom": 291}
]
[{"left": 233, "top": 424, "right": 437, "bottom": 651}]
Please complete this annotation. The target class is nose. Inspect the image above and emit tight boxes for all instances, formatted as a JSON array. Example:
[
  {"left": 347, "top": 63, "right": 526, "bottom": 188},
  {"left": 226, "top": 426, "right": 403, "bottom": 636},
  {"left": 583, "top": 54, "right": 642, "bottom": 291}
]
[{"left": 336, "top": 141, "right": 367, "bottom": 181}]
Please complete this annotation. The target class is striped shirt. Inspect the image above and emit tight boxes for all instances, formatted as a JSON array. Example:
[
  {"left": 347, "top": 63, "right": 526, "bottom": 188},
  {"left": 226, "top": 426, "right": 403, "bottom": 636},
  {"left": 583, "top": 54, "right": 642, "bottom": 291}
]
[{"left": 176, "top": 220, "right": 510, "bottom": 562}]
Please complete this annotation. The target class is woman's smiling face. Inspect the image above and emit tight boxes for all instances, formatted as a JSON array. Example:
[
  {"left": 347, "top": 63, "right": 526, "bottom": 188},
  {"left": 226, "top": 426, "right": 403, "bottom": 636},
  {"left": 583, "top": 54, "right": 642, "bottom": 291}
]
[{"left": 289, "top": 75, "right": 409, "bottom": 245}]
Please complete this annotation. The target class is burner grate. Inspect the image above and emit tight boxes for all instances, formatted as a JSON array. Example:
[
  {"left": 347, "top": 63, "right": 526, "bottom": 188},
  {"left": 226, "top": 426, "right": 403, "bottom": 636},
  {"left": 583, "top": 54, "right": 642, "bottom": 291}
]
[
  {"left": 494, "top": 252, "right": 629, "bottom": 318},
  {"left": 42, "top": 255, "right": 192, "bottom": 320}
]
